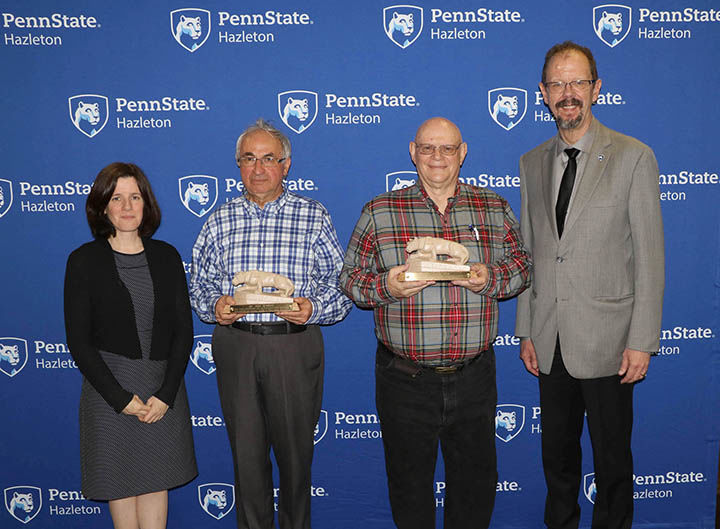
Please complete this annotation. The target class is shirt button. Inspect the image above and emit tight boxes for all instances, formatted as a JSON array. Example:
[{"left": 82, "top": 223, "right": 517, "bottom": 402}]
[{"left": 556, "top": 257, "right": 564, "bottom": 263}]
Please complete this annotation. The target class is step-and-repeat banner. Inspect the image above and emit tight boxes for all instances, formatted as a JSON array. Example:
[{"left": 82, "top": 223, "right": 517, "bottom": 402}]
[{"left": 2, "top": 1, "right": 719, "bottom": 527}]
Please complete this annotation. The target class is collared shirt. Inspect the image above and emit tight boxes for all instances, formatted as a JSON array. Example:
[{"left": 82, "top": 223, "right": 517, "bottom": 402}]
[
  {"left": 340, "top": 181, "right": 531, "bottom": 365},
  {"left": 190, "top": 188, "right": 352, "bottom": 325},
  {"left": 551, "top": 117, "right": 597, "bottom": 212}
]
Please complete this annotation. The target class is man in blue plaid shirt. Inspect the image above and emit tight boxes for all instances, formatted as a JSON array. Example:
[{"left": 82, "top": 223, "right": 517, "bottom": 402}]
[{"left": 189, "top": 119, "right": 351, "bottom": 529}]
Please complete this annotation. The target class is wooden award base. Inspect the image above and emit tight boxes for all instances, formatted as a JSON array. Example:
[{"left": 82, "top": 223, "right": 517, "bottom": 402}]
[
  {"left": 230, "top": 293, "right": 299, "bottom": 313},
  {"left": 399, "top": 261, "right": 472, "bottom": 282}
]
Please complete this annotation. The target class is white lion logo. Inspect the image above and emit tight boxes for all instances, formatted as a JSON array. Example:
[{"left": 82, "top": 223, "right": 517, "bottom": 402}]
[
  {"left": 203, "top": 489, "right": 227, "bottom": 511},
  {"left": 492, "top": 95, "right": 518, "bottom": 121},
  {"left": 596, "top": 11, "right": 622, "bottom": 37},
  {"left": 495, "top": 410, "right": 516, "bottom": 432},
  {"left": 176, "top": 15, "right": 202, "bottom": 41},
  {"left": 9, "top": 492, "right": 34, "bottom": 519},
  {"left": 192, "top": 341, "right": 213, "bottom": 365},
  {"left": 183, "top": 182, "right": 209, "bottom": 208},
  {"left": 587, "top": 479, "right": 597, "bottom": 502},
  {"left": 0, "top": 344, "right": 20, "bottom": 366},
  {"left": 283, "top": 98, "right": 309, "bottom": 123},
  {"left": 391, "top": 177, "right": 415, "bottom": 191},
  {"left": 386, "top": 12, "right": 414, "bottom": 39},
  {"left": 74, "top": 101, "right": 100, "bottom": 127}
]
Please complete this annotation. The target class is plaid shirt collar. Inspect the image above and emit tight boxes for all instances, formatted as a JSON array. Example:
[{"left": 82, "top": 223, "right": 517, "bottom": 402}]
[
  {"left": 413, "top": 178, "right": 461, "bottom": 213},
  {"left": 237, "top": 186, "right": 290, "bottom": 217}
]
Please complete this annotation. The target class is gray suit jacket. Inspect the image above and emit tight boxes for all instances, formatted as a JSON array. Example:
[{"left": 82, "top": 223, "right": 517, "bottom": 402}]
[{"left": 515, "top": 119, "right": 664, "bottom": 378}]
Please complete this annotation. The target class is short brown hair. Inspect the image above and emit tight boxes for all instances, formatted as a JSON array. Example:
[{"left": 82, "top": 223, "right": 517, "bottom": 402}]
[
  {"left": 86, "top": 162, "right": 161, "bottom": 239},
  {"left": 542, "top": 41, "right": 598, "bottom": 83}
]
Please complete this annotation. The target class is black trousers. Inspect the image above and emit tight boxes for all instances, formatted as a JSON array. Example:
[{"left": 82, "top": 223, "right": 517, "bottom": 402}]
[
  {"left": 213, "top": 324, "right": 324, "bottom": 529},
  {"left": 539, "top": 339, "right": 634, "bottom": 529},
  {"left": 375, "top": 343, "right": 497, "bottom": 529}
]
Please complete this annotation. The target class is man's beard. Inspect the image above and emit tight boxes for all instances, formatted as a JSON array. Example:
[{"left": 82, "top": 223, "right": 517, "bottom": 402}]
[{"left": 554, "top": 97, "right": 583, "bottom": 130}]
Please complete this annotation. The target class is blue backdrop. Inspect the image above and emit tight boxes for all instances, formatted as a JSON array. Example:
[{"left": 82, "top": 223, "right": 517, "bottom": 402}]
[{"left": 1, "top": 1, "right": 718, "bottom": 527}]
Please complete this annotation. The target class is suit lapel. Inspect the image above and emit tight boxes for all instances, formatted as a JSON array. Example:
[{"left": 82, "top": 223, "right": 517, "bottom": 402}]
[
  {"left": 541, "top": 139, "right": 559, "bottom": 241},
  {"left": 561, "top": 120, "right": 613, "bottom": 238}
]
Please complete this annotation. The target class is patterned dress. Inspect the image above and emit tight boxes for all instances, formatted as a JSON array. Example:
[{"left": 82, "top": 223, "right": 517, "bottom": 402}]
[{"left": 78, "top": 251, "right": 197, "bottom": 500}]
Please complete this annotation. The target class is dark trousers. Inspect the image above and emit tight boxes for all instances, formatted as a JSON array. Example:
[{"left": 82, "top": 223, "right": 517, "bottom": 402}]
[
  {"left": 375, "top": 343, "right": 497, "bottom": 529},
  {"left": 539, "top": 340, "right": 634, "bottom": 529},
  {"left": 213, "top": 324, "right": 324, "bottom": 529}
]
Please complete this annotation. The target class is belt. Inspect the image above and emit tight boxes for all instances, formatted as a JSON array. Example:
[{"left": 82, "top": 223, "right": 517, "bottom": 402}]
[
  {"left": 377, "top": 341, "right": 486, "bottom": 375},
  {"left": 231, "top": 321, "right": 307, "bottom": 335}
]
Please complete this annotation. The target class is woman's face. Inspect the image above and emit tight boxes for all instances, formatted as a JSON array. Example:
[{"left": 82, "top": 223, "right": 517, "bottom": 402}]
[{"left": 105, "top": 177, "right": 144, "bottom": 235}]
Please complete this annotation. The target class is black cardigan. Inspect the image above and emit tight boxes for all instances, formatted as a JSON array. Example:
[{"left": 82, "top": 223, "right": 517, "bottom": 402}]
[{"left": 64, "top": 238, "right": 193, "bottom": 413}]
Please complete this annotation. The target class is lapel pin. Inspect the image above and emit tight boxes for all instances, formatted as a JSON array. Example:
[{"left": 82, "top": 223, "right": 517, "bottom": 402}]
[{"left": 597, "top": 154, "right": 604, "bottom": 161}]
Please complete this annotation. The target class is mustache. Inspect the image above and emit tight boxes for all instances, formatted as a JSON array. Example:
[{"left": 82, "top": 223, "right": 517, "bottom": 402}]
[{"left": 556, "top": 97, "right": 583, "bottom": 109}]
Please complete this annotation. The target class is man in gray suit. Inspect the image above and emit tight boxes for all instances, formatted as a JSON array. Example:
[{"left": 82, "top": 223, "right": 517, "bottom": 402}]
[{"left": 516, "top": 41, "right": 664, "bottom": 529}]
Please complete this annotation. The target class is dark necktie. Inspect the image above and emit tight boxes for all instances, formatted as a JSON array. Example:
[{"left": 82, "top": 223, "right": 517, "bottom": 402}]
[{"left": 555, "top": 148, "right": 580, "bottom": 238}]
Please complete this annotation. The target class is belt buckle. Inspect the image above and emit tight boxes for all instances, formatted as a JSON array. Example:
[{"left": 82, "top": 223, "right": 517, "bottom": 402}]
[
  {"left": 433, "top": 365, "right": 459, "bottom": 374},
  {"left": 250, "top": 324, "right": 268, "bottom": 335}
]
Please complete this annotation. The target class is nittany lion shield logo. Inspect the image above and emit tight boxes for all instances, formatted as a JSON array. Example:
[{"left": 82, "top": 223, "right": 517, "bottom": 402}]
[
  {"left": 4, "top": 486, "right": 42, "bottom": 524},
  {"left": 314, "top": 410, "right": 328, "bottom": 445},
  {"left": 68, "top": 94, "right": 109, "bottom": 138},
  {"left": 0, "top": 179, "right": 13, "bottom": 219},
  {"left": 593, "top": 5, "right": 632, "bottom": 48},
  {"left": 488, "top": 88, "right": 527, "bottom": 131},
  {"left": 198, "top": 483, "right": 235, "bottom": 520},
  {"left": 383, "top": 5, "right": 423, "bottom": 48},
  {"left": 583, "top": 473, "right": 597, "bottom": 504},
  {"left": 171, "top": 8, "right": 211, "bottom": 52},
  {"left": 495, "top": 404, "right": 525, "bottom": 443},
  {"left": 278, "top": 90, "right": 318, "bottom": 134},
  {"left": 179, "top": 175, "right": 218, "bottom": 218},
  {"left": 0, "top": 337, "right": 28, "bottom": 378},
  {"left": 190, "top": 334, "right": 215, "bottom": 375},
  {"left": 385, "top": 171, "right": 417, "bottom": 192}
]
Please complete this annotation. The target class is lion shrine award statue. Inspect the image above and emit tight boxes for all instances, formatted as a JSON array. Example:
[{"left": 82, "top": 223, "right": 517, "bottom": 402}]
[
  {"left": 400, "top": 237, "right": 471, "bottom": 281},
  {"left": 230, "top": 270, "right": 299, "bottom": 313}
]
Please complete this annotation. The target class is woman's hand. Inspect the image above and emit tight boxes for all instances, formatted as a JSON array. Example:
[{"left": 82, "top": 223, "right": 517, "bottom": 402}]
[
  {"left": 122, "top": 394, "right": 150, "bottom": 418},
  {"left": 140, "top": 396, "right": 169, "bottom": 423}
]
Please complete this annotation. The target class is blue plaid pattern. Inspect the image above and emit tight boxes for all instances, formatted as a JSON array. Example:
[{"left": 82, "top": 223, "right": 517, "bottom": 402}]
[{"left": 190, "top": 189, "right": 352, "bottom": 325}]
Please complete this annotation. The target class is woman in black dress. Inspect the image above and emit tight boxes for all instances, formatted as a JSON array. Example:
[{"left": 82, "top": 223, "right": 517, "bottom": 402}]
[{"left": 64, "top": 162, "right": 197, "bottom": 529}]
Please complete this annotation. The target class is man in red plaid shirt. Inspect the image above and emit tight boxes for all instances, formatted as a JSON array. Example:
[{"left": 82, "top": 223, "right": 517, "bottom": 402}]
[{"left": 340, "top": 117, "right": 531, "bottom": 529}]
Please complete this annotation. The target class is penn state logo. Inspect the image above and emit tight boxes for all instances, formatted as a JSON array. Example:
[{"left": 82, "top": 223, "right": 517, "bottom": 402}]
[
  {"left": 383, "top": 5, "right": 423, "bottom": 49},
  {"left": 385, "top": 170, "right": 417, "bottom": 192},
  {"left": 277, "top": 90, "right": 318, "bottom": 134},
  {"left": 0, "top": 337, "right": 28, "bottom": 378},
  {"left": 488, "top": 88, "right": 527, "bottom": 131},
  {"left": 314, "top": 410, "right": 328, "bottom": 445},
  {"left": 593, "top": 5, "right": 632, "bottom": 48},
  {"left": 68, "top": 94, "right": 109, "bottom": 138},
  {"left": 198, "top": 483, "right": 235, "bottom": 520},
  {"left": 170, "top": 8, "right": 211, "bottom": 52},
  {"left": 178, "top": 175, "right": 218, "bottom": 218},
  {"left": 4, "top": 486, "right": 42, "bottom": 524},
  {"left": 0, "top": 179, "right": 13, "bottom": 219},
  {"left": 190, "top": 334, "right": 215, "bottom": 375},
  {"left": 494, "top": 404, "right": 525, "bottom": 443},
  {"left": 583, "top": 472, "right": 597, "bottom": 504}
]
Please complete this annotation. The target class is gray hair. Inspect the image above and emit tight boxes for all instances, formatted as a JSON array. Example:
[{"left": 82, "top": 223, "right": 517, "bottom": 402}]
[{"left": 235, "top": 118, "right": 291, "bottom": 162}]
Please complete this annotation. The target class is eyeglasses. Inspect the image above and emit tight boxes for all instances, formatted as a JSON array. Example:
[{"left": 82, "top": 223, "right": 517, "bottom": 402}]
[
  {"left": 238, "top": 154, "right": 287, "bottom": 167},
  {"left": 543, "top": 79, "right": 596, "bottom": 95},
  {"left": 414, "top": 143, "right": 461, "bottom": 156}
]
